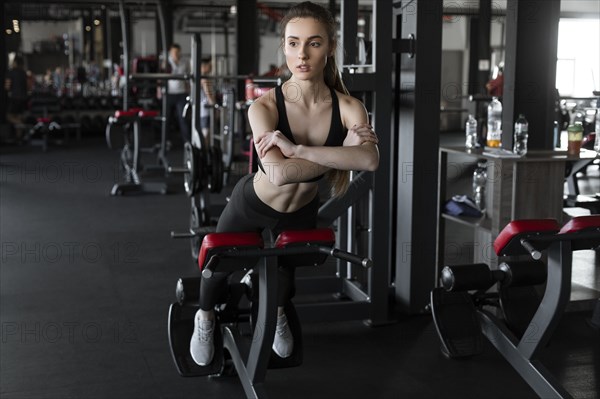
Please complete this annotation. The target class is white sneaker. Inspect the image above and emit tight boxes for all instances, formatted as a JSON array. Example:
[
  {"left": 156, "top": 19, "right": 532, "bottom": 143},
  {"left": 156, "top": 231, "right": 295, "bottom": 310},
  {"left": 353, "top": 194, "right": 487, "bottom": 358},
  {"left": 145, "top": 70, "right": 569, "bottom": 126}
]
[
  {"left": 272, "top": 313, "right": 293, "bottom": 358},
  {"left": 190, "top": 311, "right": 214, "bottom": 366}
]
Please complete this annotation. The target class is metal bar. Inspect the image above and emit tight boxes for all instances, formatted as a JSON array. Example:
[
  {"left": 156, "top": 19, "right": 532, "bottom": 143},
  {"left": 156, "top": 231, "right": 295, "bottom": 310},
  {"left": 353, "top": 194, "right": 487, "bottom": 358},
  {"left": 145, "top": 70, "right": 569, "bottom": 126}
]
[
  {"left": 504, "top": 0, "right": 560, "bottom": 150},
  {"left": 435, "top": 150, "right": 448, "bottom": 284},
  {"left": 478, "top": 310, "right": 573, "bottom": 398},
  {"left": 518, "top": 241, "right": 573, "bottom": 359},
  {"left": 129, "top": 73, "right": 192, "bottom": 81},
  {"left": 190, "top": 34, "right": 202, "bottom": 146},
  {"left": 394, "top": 0, "right": 443, "bottom": 314},
  {"left": 367, "top": 182, "right": 375, "bottom": 299},
  {"left": 370, "top": 0, "right": 394, "bottom": 324},
  {"left": 0, "top": 4, "right": 6, "bottom": 121},
  {"left": 342, "top": 279, "right": 370, "bottom": 302},
  {"left": 132, "top": 120, "right": 140, "bottom": 173},
  {"left": 222, "top": 327, "right": 260, "bottom": 399},
  {"left": 346, "top": 171, "right": 355, "bottom": 279},
  {"left": 118, "top": 0, "right": 130, "bottom": 110},
  {"left": 341, "top": 0, "right": 358, "bottom": 66},
  {"left": 245, "top": 256, "right": 278, "bottom": 385}
]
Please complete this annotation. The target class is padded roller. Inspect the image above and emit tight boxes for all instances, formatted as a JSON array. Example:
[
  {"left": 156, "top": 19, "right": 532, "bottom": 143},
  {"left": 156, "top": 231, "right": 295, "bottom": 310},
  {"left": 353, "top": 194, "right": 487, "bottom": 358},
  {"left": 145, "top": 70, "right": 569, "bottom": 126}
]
[
  {"left": 441, "top": 263, "right": 495, "bottom": 292},
  {"left": 499, "top": 260, "right": 546, "bottom": 288}
]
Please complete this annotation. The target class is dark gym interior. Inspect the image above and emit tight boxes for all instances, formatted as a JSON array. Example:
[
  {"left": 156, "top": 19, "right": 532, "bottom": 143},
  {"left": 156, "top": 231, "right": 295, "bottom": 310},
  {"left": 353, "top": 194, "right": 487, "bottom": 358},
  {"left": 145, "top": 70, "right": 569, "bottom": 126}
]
[{"left": 1, "top": 1, "right": 599, "bottom": 398}]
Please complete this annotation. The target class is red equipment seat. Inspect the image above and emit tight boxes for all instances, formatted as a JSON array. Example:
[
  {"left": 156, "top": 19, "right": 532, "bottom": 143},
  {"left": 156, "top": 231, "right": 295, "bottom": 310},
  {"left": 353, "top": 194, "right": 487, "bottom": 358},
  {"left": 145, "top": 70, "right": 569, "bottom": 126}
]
[
  {"left": 558, "top": 215, "right": 600, "bottom": 251},
  {"left": 493, "top": 219, "right": 561, "bottom": 256},
  {"left": 275, "top": 228, "right": 336, "bottom": 267},
  {"left": 197, "top": 232, "right": 264, "bottom": 272},
  {"left": 113, "top": 108, "right": 143, "bottom": 120},
  {"left": 138, "top": 110, "right": 160, "bottom": 118}
]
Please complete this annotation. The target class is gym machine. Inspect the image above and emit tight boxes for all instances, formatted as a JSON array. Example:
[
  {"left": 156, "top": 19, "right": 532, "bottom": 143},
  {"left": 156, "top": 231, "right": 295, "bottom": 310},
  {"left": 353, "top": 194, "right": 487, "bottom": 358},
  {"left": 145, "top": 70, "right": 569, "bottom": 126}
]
[
  {"left": 165, "top": 34, "right": 229, "bottom": 260},
  {"left": 105, "top": 107, "right": 168, "bottom": 195},
  {"left": 104, "top": 0, "right": 170, "bottom": 195},
  {"left": 431, "top": 215, "right": 600, "bottom": 398},
  {"left": 168, "top": 227, "right": 372, "bottom": 399}
]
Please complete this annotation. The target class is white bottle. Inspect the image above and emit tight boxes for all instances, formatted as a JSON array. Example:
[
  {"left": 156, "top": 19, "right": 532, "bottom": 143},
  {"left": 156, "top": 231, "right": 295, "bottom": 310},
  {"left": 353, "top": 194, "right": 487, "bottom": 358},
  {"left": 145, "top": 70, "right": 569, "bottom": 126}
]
[
  {"left": 465, "top": 114, "right": 478, "bottom": 149},
  {"left": 486, "top": 97, "right": 502, "bottom": 147},
  {"left": 513, "top": 114, "right": 529, "bottom": 155},
  {"left": 357, "top": 32, "right": 367, "bottom": 65}
]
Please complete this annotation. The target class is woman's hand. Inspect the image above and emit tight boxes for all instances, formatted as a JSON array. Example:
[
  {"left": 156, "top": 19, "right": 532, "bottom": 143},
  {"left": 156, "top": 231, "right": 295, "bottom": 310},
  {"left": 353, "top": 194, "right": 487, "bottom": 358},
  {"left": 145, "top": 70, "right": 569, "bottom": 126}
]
[
  {"left": 344, "top": 123, "right": 378, "bottom": 147},
  {"left": 255, "top": 130, "right": 298, "bottom": 158}
]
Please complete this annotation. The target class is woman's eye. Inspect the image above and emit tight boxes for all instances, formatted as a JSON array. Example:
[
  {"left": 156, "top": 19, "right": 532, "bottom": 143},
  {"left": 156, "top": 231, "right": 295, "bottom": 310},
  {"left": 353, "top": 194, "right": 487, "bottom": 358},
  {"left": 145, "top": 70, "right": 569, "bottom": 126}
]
[
  {"left": 288, "top": 42, "right": 297, "bottom": 47},
  {"left": 310, "top": 42, "right": 321, "bottom": 47}
]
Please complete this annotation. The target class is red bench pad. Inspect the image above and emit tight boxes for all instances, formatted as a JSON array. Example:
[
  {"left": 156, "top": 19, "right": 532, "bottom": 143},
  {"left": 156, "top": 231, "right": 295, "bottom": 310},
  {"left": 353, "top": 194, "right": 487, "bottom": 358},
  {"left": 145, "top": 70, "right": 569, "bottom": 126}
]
[
  {"left": 275, "top": 228, "right": 336, "bottom": 248},
  {"left": 36, "top": 117, "right": 51, "bottom": 124},
  {"left": 275, "top": 228, "right": 336, "bottom": 267},
  {"left": 114, "top": 108, "right": 143, "bottom": 119},
  {"left": 138, "top": 110, "right": 160, "bottom": 118},
  {"left": 494, "top": 219, "right": 560, "bottom": 256},
  {"left": 559, "top": 215, "right": 600, "bottom": 234},
  {"left": 198, "top": 232, "right": 263, "bottom": 271}
]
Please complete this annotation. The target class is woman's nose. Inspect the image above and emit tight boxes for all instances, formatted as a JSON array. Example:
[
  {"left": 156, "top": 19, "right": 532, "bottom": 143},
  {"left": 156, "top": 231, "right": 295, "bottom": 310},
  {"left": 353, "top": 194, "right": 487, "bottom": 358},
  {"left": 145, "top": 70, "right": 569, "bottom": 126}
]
[{"left": 298, "top": 46, "right": 307, "bottom": 59}]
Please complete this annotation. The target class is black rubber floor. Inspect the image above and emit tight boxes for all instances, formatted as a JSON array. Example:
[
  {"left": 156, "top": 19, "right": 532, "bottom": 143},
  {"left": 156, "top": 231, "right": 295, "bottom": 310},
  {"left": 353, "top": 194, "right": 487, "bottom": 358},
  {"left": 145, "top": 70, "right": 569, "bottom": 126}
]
[{"left": 1, "top": 139, "right": 598, "bottom": 399}]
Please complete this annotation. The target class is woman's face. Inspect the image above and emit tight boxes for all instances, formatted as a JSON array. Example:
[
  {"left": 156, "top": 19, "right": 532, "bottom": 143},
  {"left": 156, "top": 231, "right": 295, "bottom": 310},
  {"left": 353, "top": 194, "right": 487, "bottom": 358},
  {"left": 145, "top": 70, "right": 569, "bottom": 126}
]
[{"left": 283, "top": 17, "right": 332, "bottom": 81}]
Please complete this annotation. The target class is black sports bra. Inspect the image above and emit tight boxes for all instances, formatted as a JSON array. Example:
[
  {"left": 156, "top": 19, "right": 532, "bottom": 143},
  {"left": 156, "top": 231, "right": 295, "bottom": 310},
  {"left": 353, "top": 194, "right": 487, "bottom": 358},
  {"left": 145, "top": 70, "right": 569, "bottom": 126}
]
[{"left": 256, "top": 85, "right": 347, "bottom": 182}]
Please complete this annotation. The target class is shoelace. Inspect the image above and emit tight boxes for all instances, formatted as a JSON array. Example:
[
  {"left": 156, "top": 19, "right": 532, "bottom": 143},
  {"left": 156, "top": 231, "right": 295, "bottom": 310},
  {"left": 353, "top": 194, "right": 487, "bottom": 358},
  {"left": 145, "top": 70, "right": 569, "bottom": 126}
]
[
  {"left": 275, "top": 315, "right": 291, "bottom": 337},
  {"left": 198, "top": 320, "right": 214, "bottom": 343}
]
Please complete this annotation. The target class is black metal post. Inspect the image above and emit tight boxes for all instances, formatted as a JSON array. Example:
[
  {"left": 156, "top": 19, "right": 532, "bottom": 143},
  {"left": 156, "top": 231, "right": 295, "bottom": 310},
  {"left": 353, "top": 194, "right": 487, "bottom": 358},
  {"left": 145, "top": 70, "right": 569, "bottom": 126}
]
[
  {"left": 342, "top": 0, "right": 358, "bottom": 65},
  {"left": 395, "top": 0, "right": 443, "bottom": 314},
  {"left": 1, "top": 3, "right": 7, "bottom": 124},
  {"left": 236, "top": 0, "right": 258, "bottom": 95},
  {"left": 119, "top": 0, "right": 130, "bottom": 110},
  {"left": 503, "top": 0, "right": 560, "bottom": 150}
]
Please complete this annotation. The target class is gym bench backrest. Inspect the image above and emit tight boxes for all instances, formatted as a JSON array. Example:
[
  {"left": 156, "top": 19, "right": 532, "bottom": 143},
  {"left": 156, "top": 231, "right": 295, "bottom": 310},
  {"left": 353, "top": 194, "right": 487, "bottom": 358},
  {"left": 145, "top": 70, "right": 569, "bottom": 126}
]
[{"left": 494, "top": 216, "right": 600, "bottom": 257}]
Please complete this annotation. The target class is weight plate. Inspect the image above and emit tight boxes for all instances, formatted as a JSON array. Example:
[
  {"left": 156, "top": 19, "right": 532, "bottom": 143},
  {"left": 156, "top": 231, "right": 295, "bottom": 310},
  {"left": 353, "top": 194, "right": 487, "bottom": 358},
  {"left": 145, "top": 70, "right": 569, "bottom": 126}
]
[
  {"left": 105, "top": 123, "right": 113, "bottom": 149},
  {"left": 183, "top": 142, "right": 195, "bottom": 197}
]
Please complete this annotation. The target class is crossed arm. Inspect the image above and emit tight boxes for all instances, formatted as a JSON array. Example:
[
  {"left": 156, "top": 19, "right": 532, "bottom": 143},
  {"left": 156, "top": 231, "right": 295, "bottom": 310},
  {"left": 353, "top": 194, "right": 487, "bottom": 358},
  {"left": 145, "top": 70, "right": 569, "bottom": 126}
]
[{"left": 248, "top": 96, "right": 379, "bottom": 186}]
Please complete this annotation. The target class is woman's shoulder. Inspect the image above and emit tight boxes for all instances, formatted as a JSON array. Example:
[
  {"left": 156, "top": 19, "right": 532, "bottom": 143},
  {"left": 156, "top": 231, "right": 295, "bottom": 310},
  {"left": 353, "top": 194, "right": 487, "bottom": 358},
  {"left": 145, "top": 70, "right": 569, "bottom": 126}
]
[
  {"left": 335, "top": 90, "right": 363, "bottom": 108},
  {"left": 249, "top": 88, "right": 277, "bottom": 111},
  {"left": 248, "top": 88, "right": 279, "bottom": 124},
  {"left": 334, "top": 90, "right": 367, "bottom": 116}
]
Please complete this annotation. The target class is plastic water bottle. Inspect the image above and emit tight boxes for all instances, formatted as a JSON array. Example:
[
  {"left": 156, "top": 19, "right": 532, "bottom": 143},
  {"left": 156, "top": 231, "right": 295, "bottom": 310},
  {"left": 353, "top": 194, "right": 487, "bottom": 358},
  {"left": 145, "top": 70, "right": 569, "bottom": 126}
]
[
  {"left": 486, "top": 97, "right": 503, "bottom": 147},
  {"left": 472, "top": 162, "right": 488, "bottom": 212},
  {"left": 465, "top": 114, "right": 478, "bottom": 149},
  {"left": 357, "top": 32, "right": 367, "bottom": 65},
  {"left": 513, "top": 114, "right": 529, "bottom": 155}
]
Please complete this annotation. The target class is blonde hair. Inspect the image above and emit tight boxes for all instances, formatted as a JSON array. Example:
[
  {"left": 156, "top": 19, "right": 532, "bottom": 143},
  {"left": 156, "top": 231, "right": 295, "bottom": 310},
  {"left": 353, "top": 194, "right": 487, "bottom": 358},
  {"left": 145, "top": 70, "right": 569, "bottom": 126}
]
[{"left": 280, "top": 1, "right": 350, "bottom": 198}]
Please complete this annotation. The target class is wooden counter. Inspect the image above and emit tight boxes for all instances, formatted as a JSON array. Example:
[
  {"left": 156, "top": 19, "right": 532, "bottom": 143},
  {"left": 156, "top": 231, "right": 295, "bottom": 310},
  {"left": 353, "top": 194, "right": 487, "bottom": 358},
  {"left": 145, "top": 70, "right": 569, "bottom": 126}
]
[{"left": 436, "top": 146, "right": 598, "bottom": 270}]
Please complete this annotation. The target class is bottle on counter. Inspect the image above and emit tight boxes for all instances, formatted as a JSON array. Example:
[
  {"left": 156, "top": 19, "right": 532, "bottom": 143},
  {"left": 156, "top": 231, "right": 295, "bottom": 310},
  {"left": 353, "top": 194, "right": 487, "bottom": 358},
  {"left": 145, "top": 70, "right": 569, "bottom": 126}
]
[
  {"left": 513, "top": 114, "right": 529, "bottom": 156},
  {"left": 567, "top": 123, "right": 584, "bottom": 155},
  {"left": 486, "top": 97, "right": 503, "bottom": 148},
  {"left": 465, "top": 114, "right": 478, "bottom": 149}
]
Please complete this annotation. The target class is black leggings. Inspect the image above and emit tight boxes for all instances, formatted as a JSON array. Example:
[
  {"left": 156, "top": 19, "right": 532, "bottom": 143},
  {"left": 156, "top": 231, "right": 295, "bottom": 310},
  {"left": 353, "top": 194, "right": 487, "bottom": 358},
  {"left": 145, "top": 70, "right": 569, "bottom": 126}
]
[{"left": 198, "top": 174, "right": 319, "bottom": 311}]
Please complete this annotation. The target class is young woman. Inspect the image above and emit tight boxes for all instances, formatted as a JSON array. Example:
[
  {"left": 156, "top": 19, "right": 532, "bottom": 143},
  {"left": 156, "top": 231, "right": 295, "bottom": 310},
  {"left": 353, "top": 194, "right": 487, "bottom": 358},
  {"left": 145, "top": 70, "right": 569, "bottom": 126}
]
[{"left": 190, "top": 1, "right": 379, "bottom": 366}]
